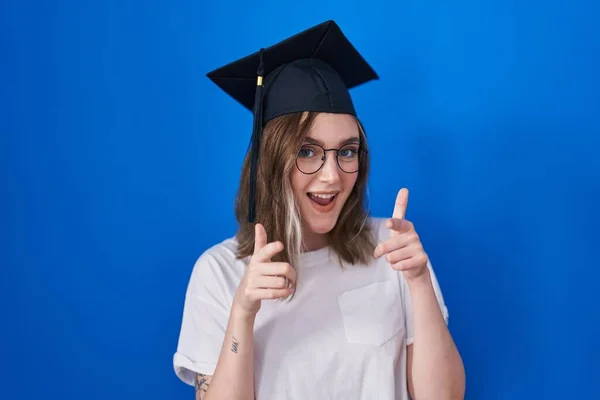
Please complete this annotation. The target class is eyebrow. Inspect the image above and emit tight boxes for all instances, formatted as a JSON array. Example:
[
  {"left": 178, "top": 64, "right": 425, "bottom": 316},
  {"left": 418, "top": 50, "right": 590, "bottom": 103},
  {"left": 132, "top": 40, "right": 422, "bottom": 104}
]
[{"left": 304, "top": 136, "right": 360, "bottom": 147}]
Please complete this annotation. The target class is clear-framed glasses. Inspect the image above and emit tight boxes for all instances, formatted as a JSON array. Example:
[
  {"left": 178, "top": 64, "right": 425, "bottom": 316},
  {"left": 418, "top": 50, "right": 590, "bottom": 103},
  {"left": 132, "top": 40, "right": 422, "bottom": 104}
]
[{"left": 295, "top": 142, "right": 367, "bottom": 175}]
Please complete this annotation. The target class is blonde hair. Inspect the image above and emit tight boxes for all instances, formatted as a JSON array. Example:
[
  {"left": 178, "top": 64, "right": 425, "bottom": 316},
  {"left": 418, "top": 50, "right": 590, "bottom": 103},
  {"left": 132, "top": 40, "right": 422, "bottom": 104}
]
[{"left": 234, "top": 111, "right": 375, "bottom": 270}]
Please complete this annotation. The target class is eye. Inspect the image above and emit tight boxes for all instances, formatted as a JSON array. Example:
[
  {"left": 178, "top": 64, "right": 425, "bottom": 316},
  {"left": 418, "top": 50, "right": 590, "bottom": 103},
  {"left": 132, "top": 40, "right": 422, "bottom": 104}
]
[
  {"left": 298, "top": 145, "right": 317, "bottom": 158},
  {"left": 338, "top": 145, "right": 359, "bottom": 158}
]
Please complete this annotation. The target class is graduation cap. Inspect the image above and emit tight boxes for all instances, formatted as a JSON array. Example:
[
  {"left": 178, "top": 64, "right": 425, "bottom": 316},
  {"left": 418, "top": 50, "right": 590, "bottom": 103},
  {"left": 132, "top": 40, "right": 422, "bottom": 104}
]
[{"left": 206, "top": 20, "right": 379, "bottom": 222}]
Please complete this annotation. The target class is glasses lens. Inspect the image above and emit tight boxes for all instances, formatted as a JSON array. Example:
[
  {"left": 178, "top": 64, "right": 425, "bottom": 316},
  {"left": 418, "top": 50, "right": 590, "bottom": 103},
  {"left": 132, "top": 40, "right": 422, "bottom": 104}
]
[
  {"left": 296, "top": 144, "right": 324, "bottom": 174},
  {"left": 337, "top": 144, "right": 361, "bottom": 173},
  {"left": 295, "top": 144, "right": 363, "bottom": 174}
]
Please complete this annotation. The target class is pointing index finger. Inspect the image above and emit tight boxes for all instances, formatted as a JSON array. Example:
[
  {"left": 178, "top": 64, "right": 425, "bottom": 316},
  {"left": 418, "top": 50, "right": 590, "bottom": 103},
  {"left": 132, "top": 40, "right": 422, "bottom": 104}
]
[
  {"left": 254, "top": 223, "right": 268, "bottom": 254},
  {"left": 392, "top": 188, "right": 409, "bottom": 220}
]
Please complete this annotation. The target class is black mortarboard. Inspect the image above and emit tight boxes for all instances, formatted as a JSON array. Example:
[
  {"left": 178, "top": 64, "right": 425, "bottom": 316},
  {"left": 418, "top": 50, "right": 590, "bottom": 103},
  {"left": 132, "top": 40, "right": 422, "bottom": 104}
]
[{"left": 206, "top": 20, "right": 379, "bottom": 222}]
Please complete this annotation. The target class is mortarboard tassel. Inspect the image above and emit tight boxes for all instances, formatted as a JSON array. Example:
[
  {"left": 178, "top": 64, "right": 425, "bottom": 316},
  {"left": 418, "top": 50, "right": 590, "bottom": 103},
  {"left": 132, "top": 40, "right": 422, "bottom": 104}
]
[{"left": 247, "top": 48, "right": 265, "bottom": 223}]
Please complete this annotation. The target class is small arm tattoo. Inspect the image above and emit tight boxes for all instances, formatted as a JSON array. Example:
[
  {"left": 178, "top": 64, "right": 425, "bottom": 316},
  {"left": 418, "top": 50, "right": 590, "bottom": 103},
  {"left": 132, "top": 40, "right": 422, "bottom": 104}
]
[
  {"left": 195, "top": 373, "right": 210, "bottom": 400},
  {"left": 231, "top": 336, "right": 239, "bottom": 353}
]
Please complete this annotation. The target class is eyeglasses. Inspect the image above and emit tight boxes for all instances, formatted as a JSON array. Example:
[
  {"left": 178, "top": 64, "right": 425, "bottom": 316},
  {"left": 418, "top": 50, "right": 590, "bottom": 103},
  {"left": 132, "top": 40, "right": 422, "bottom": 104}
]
[{"left": 295, "top": 142, "right": 367, "bottom": 175}]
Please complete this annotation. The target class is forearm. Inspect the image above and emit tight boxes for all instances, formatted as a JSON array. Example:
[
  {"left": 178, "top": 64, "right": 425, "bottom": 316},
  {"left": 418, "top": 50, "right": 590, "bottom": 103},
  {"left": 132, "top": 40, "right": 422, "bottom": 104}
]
[
  {"left": 204, "top": 306, "right": 256, "bottom": 400},
  {"left": 407, "top": 269, "right": 465, "bottom": 400}
]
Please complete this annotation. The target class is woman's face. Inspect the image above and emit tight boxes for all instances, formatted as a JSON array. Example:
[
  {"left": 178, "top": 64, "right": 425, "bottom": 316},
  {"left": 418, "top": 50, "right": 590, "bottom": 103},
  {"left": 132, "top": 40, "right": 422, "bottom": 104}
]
[{"left": 291, "top": 112, "right": 361, "bottom": 249}]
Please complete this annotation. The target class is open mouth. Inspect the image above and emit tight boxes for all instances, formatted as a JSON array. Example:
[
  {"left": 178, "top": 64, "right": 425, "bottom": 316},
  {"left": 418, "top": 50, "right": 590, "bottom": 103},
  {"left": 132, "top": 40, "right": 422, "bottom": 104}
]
[{"left": 307, "top": 192, "right": 337, "bottom": 210}]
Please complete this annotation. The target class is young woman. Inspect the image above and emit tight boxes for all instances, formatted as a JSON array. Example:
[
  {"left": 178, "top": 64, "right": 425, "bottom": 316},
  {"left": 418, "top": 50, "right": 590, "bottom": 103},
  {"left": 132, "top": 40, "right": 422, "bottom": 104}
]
[{"left": 173, "top": 21, "right": 465, "bottom": 400}]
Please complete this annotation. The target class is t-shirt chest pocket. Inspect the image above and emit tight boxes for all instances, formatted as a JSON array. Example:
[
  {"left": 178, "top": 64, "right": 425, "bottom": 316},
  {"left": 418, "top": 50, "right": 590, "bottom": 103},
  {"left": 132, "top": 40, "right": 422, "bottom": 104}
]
[{"left": 337, "top": 280, "right": 404, "bottom": 346}]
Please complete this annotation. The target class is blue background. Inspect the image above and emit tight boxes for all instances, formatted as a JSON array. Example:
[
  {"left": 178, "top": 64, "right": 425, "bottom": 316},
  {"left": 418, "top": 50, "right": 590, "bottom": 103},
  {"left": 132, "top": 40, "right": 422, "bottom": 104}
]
[{"left": 2, "top": 0, "right": 599, "bottom": 399}]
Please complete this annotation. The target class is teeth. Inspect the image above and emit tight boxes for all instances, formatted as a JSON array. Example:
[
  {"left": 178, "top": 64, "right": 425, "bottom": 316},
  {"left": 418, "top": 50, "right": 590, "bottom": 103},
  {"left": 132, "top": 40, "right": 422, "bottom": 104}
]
[{"left": 311, "top": 193, "right": 336, "bottom": 199}]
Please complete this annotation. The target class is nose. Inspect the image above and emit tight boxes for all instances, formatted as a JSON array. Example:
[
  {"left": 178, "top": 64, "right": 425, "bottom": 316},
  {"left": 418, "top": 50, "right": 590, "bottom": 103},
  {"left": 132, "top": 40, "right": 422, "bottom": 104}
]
[{"left": 318, "top": 152, "right": 341, "bottom": 183}]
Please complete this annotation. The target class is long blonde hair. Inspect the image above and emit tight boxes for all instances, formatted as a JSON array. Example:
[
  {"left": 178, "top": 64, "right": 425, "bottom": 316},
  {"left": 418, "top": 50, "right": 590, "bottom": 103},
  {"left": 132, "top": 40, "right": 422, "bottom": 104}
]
[{"left": 234, "top": 111, "right": 375, "bottom": 269}]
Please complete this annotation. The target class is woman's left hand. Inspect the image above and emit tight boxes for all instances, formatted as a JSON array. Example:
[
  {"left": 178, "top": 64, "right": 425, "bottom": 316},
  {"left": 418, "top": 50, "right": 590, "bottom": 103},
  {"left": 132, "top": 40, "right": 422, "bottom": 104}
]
[{"left": 373, "top": 188, "right": 429, "bottom": 281}]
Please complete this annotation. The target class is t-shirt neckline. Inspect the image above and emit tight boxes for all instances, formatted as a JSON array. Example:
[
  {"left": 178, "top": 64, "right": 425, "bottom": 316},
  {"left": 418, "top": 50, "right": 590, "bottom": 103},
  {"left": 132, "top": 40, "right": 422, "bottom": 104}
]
[{"left": 297, "top": 245, "right": 332, "bottom": 268}]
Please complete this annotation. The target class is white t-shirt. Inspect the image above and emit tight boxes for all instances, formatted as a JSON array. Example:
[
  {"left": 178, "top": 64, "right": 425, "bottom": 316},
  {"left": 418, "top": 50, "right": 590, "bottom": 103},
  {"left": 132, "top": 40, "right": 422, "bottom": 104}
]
[{"left": 173, "top": 217, "right": 449, "bottom": 399}]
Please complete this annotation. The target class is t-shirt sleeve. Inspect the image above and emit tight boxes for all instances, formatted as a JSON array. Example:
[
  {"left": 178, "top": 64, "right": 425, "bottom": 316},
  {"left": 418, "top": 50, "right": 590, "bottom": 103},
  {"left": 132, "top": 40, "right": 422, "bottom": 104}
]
[
  {"left": 400, "top": 258, "right": 449, "bottom": 346},
  {"left": 173, "top": 253, "right": 231, "bottom": 386}
]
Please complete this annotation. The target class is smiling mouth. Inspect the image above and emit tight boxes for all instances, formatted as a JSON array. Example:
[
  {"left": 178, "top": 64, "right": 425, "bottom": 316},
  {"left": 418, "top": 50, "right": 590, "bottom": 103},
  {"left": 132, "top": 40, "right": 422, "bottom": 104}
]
[{"left": 307, "top": 192, "right": 337, "bottom": 207}]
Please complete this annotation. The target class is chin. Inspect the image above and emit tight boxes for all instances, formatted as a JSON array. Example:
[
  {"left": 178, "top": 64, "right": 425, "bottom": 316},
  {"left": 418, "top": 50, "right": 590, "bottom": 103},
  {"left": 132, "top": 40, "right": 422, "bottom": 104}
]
[
  {"left": 300, "top": 194, "right": 348, "bottom": 235},
  {"left": 304, "top": 216, "right": 339, "bottom": 235},
  {"left": 295, "top": 188, "right": 352, "bottom": 243}
]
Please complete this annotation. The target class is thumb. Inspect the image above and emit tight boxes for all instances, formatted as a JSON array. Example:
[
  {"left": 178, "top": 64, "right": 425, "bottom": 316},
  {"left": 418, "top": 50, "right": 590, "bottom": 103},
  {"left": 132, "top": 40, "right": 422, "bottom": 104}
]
[{"left": 253, "top": 223, "right": 268, "bottom": 254}]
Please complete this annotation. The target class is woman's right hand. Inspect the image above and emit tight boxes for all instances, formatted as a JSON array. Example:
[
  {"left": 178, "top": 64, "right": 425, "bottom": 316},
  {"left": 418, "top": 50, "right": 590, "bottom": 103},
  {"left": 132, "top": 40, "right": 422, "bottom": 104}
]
[{"left": 232, "top": 223, "right": 296, "bottom": 318}]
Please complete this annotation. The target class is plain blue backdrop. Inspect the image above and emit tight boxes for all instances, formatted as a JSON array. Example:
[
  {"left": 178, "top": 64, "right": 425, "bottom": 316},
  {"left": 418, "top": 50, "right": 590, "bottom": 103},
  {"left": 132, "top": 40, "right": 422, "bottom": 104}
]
[{"left": 2, "top": 0, "right": 599, "bottom": 399}]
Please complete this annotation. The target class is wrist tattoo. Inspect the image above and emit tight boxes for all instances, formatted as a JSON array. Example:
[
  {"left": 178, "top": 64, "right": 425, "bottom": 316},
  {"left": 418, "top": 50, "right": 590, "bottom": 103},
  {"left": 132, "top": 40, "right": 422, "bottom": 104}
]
[
  {"left": 231, "top": 336, "right": 239, "bottom": 353},
  {"left": 195, "top": 374, "right": 210, "bottom": 398}
]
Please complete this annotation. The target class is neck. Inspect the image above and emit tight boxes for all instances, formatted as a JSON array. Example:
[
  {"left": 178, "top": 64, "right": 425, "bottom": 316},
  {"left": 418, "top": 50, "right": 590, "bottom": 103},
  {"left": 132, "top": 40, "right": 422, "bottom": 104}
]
[{"left": 302, "top": 231, "right": 329, "bottom": 252}]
